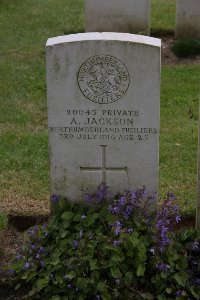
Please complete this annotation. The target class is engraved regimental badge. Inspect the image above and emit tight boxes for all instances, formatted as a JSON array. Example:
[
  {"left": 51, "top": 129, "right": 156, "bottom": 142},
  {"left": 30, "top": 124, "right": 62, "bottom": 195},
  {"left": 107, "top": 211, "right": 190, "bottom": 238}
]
[{"left": 77, "top": 55, "right": 130, "bottom": 104}]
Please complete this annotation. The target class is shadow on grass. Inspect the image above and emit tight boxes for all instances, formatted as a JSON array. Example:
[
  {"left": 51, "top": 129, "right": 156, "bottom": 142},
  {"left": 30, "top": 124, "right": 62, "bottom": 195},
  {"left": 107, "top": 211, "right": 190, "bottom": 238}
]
[
  {"left": 7, "top": 214, "right": 49, "bottom": 232},
  {"left": 63, "top": 29, "right": 84, "bottom": 35},
  {"left": 151, "top": 28, "right": 175, "bottom": 38}
]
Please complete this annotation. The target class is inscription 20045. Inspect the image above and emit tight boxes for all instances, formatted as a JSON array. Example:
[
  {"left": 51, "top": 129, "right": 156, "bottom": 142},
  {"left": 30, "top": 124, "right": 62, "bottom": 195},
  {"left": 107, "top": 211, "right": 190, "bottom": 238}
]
[{"left": 77, "top": 55, "right": 130, "bottom": 104}]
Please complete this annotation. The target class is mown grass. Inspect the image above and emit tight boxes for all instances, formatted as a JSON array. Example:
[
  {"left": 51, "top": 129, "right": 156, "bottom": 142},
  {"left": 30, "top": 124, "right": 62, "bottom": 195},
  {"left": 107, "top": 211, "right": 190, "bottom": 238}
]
[
  {"left": 0, "top": 214, "right": 7, "bottom": 230},
  {"left": 151, "top": 0, "right": 176, "bottom": 34},
  {"left": 0, "top": 0, "right": 199, "bottom": 216},
  {"left": 0, "top": 0, "right": 84, "bottom": 203},
  {"left": 160, "top": 65, "right": 200, "bottom": 215}
]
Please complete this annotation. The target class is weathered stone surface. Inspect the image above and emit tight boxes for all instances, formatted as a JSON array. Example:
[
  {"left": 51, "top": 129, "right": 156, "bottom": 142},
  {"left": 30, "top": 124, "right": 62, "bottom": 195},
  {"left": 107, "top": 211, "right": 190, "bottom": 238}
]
[
  {"left": 176, "top": 0, "right": 200, "bottom": 38},
  {"left": 46, "top": 33, "right": 161, "bottom": 209},
  {"left": 85, "top": 0, "right": 150, "bottom": 35}
]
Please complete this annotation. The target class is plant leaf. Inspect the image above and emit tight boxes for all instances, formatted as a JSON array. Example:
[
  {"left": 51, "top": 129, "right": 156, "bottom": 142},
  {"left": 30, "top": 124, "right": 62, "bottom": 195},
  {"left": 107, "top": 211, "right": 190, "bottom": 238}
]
[
  {"left": 124, "top": 271, "right": 132, "bottom": 286},
  {"left": 111, "top": 267, "right": 122, "bottom": 278},
  {"left": 136, "top": 264, "right": 145, "bottom": 277}
]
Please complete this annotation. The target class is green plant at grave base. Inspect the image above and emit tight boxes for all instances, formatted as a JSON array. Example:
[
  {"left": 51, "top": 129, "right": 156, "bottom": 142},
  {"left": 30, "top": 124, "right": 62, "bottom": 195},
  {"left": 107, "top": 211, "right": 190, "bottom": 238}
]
[
  {"left": 1, "top": 185, "right": 200, "bottom": 300},
  {"left": 0, "top": 213, "right": 7, "bottom": 231},
  {"left": 172, "top": 39, "right": 200, "bottom": 58}
]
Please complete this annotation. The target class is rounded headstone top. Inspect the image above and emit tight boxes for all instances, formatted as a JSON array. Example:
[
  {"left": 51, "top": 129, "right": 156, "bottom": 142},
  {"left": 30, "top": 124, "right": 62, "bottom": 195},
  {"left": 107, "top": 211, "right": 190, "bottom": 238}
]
[{"left": 46, "top": 32, "right": 161, "bottom": 48}]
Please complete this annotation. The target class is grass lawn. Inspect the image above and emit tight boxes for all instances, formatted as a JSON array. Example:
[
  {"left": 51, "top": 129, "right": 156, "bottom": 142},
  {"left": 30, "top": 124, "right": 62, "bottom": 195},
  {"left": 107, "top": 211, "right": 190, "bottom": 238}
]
[
  {"left": 0, "top": 214, "right": 7, "bottom": 230},
  {"left": 160, "top": 65, "right": 200, "bottom": 215},
  {"left": 151, "top": 0, "right": 176, "bottom": 34},
  {"left": 0, "top": 0, "right": 199, "bottom": 216}
]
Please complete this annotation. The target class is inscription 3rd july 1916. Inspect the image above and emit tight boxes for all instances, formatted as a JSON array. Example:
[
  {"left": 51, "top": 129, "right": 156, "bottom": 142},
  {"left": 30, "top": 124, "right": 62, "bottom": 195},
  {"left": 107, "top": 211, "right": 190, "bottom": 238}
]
[{"left": 77, "top": 55, "right": 130, "bottom": 104}]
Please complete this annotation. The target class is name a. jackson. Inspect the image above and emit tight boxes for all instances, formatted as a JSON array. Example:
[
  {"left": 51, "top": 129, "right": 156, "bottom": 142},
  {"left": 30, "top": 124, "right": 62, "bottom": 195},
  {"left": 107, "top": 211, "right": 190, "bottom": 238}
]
[{"left": 84, "top": 117, "right": 134, "bottom": 126}]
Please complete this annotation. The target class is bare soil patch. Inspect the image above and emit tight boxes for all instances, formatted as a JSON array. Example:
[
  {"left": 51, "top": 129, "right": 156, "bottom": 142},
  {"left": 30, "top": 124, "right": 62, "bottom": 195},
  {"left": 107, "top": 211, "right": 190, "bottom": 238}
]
[{"left": 0, "top": 227, "right": 25, "bottom": 300}]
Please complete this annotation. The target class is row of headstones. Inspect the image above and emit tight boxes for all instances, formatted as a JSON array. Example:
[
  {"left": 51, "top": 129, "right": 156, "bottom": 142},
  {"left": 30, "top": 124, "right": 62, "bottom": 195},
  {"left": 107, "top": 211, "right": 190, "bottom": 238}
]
[{"left": 85, "top": 0, "right": 200, "bottom": 39}]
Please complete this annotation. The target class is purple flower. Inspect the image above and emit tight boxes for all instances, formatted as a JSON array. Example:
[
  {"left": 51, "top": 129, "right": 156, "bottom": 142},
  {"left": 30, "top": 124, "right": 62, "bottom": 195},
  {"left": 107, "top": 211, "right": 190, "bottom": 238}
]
[
  {"left": 7, "top": 269, "right": 15, "bottom": 277},
  {"left": 95, "top": 295, "right": 101, "bottom": 300},
  {"left": 24, "top": 262, "right": 30, "bottom": 270},
  {"left": 44, "top": 231, "right": 48, "bottom": 238},
  {"left": 156, "top": 195, "right": 180, "bottom": 252},
  {"left": 135, "top": 187, "right": 146, "bottom": 199},
  {"left": 156, "top": 262, "right": 170, "bottom": 272},
  {"left": 84, "top": 184, "right": 110, "bottom": 202},
  {"left": 173, "top": 204, "right": 179, "bottom": 213},
  {"left": 166, "top": 192, "right": 176, "bottom": 201},
  {"left": 30, "top": 243, "right": 36, "bottom": 250},
  {"left": 119, "top": 196, "right": 126, "bottom": 206},
  {"left": 96, "top": 183, "right": 109, "bottom": 201},
  {"left": 123, "top": 213, "right": 129, "bottom": 220},
  {"left": 28, "top": 226, "right": 38, "bottom": 237},
  {"left": 38, "top": 247, "right": 45, "bottom": 254},
  {"left": 115, "top": 221, "right": 121, "bottom": 227},
  {"left": 160, "top": 225, "right": 168, "bottom": 235},
  {"left": 67, "top": 284, "right": 73, "bottom": 289},
  {"left": 131, "top": 191, "right": 136, "bottom": 201},
  {"left": 113, "top": 240, "right": 121, "bottom": 247},
  {"left": 175, "top": 290, "right": 182, "bottom": 296},
  {"left": 15, "top": 254, "right": 21, "bottom": 261},
  {"left": 40, "top": 261, "right": 46, "bottom": 268},
  {"left": 112, "top": 221, "right": 122, "bottom": 235},
  {"left": 111, "top": 206, "right": 120, "bottom": 214},
  {"left": 192, "top": 240, "right": 200, "bottom": 251},
  {"left": 127, "top": 228, "right": 133, "bottom": 235},
  {"left": 125, "top": 205, "right": 133, "bottom": 216},
  {"left": 50, "top": 194, "right": 60, "bottom": 204},
  {"left": 114, "top": 227, "right": 121, "bottom": 236},
  {"left": 73, "top": 240, "right": 79, "bottom": 249},
  {"left": 191, "top": 278, "right": 200, "bottom": 286},
  {"left": 175, "top": 215, "right": 181, "bottom": 223},
  {"left": 84, "top": 193, "right": 93, "bottom": 202},
  {"left": 42, "top": 223, "right": 47, "bottom": 230}
]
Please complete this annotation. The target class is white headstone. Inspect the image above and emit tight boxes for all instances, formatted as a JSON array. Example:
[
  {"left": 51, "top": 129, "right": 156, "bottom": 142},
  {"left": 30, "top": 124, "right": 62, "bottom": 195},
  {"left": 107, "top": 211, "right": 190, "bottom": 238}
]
[
  {"left": 85, "top": 0, "right": 150, "bottom": 35},
  {"left": 176, "top": 0, "right": 200, "bottom": 38},
  {"left": 46, "top": 33, "right": 161, "bottom": 210}
]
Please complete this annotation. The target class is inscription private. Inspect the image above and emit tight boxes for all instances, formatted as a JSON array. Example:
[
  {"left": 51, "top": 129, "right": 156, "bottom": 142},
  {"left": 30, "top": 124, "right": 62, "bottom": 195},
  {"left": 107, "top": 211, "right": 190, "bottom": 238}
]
[
  {"left": 66, "top": 108, "right": 139, "bottom": 126},
  {"left": 49, "top": 107, "right": 158, "bottom": 142},
  {"left": 66, "top": 109, "right": 139, "bottom": 117}
]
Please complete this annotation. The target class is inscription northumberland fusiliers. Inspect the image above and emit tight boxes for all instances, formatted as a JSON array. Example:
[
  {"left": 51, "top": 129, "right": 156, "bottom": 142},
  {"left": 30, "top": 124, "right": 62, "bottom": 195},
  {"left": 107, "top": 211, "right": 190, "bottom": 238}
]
[
  {"left": 49, "top": 107, "right": 158, "bottom": 142},
  {"left": 77, "top": 55, "right": 130, "bottom": 104}
]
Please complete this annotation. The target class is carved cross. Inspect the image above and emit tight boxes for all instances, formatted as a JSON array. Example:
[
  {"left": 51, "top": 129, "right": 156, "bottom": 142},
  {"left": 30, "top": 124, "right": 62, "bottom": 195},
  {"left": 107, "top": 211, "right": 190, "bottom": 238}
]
[{"left": 80, "top": 145, "right": 127, "bottom": 184}]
